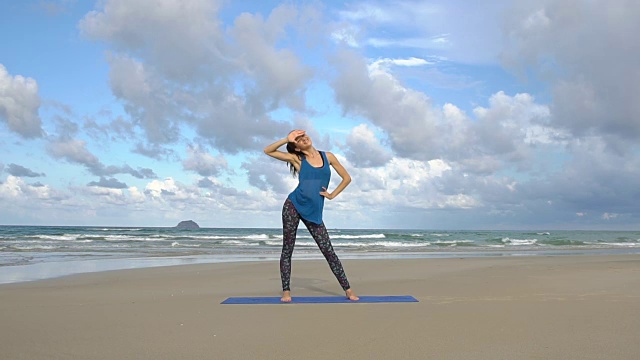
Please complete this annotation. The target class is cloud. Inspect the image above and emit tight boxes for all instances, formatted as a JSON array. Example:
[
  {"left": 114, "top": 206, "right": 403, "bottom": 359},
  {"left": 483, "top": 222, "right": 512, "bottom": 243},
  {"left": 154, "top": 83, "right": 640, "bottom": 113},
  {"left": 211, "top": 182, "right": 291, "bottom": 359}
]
[
  {"left": 84, "top": 186, "right": 129, "bottom": 205},
  {"left": 79, "top": 0, "right": 227, "bottom": 82},
  {"left": 133, "top": 142, "right": 177, "bottom": 161},
  {"left": 0, "top": 64, "right": 43, "bottom": 138},
  {"left": 143, "top": 176, "right": 273, "bottom": 213},
  {"left": 197, "top": 177, "right": 215, "bottom": 189},
  {"left": 0, "top": 175, "right": 66, "bottom": 202},
  {"left": 343, "top": 124, "right": 392, "bottom": 168},
  {"left": 182, "top": 145, "right": 227, "bottom": 177},
  {"left": 527, "top": 136, "right": 640, "bottom": 214},
  {"left": 331, "top": 50, "right": 441, "bottom": 160},
  {"left": 337, "top": 156, "right": 480, "bottom": 213},
  {"left": 79, "top": 0, "right": 315, "bottom": 154},
  {"left": 5, "top": 0, "right": 639, "bottom": 229},
  {"left": 368, "top": 57, "right": 434, "bottom": 75},
  {"left": 229, "top": 5, "right": 314, "bottom": 111},
  {"left": 326, "top": 35, "right": 640, "bottom": 228},
  {"left": 84, "top": 115, "right": 136, "bottom": 142},
  {"left": 101, "top": 165, "right": 156, "bottom": 179},
  {"left": 6, "top": 163, "right": 45, "bottom": 177},
  {"left": 332, "top": 49, "right": 561, "bottom": 175},
  {"left": 47, "top": 138, "right": 101, "bottom": 168},
  {"left": 335, "top": 1, "right": 508, "bottom": 64},
  {"left": 145, "top": 178, "right": 192, "bottom": 201},
  {"left": 460, "top": 91, "right": 555, "bottom": 173},
  {"left": 502, "top": 0, "right": 640, "bottom": 146},
  {"left": 87, "top": 177, "right": 128, "bottom": 189},
  {"left": 106, "top": 54, "right": 182, "bottom": 145},
  {"left": 241, "top": 156, "right": 296, "bottom": 194},
  {"left": 47, "top": 137, "right": 156, "bottom": 179}
]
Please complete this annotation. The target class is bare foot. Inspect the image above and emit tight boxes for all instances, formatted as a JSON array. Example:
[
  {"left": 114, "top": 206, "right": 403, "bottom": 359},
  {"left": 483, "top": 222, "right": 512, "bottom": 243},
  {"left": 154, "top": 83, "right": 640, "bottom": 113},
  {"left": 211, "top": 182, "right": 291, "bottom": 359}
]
[
  {"left": 345, "top": 289, "right": 359, "bottom": 301},
  {"left": 281, "top": 291, "right": 292, "bottom": 302}
]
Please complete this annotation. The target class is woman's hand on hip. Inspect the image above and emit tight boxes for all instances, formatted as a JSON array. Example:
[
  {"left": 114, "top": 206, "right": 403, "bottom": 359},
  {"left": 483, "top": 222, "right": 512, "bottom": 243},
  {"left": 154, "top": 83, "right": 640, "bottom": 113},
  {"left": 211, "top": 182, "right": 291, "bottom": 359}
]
[{"left": 320, "top": 187, "right": 334, "bottom": 200}]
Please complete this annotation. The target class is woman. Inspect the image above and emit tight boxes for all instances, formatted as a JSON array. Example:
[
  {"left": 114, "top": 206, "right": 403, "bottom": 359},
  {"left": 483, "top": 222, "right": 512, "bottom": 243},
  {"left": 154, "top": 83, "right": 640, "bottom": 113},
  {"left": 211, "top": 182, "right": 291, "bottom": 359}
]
[{"left": 264, "top": 130, "right": 359, "bottom": 302}]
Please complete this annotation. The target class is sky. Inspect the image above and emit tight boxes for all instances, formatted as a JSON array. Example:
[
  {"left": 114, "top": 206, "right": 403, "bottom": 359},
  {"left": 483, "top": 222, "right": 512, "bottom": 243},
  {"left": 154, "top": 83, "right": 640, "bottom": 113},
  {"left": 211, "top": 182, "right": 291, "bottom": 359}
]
[{"left": 1, "top": 0, "right": 639, "bottom": 230}]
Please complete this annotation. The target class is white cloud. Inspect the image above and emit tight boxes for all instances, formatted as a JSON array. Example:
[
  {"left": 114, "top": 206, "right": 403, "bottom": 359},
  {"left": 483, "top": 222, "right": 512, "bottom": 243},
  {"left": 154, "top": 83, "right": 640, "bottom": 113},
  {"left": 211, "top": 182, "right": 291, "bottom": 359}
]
[
  {"left": 145, "top": 178, "right": 183, "bottom": 199},
  {"left": 182, "top": 145, "right": 227, "bottom": 177},
  {"left": 47, "top": 137, "right": 156, "bottom": 179},
  {"left": 0, "top": 175, "right": 63, "bottom": 201},
  {"left": 332, "top": 50, "right": 441, "bottom": 160},
  {"left": 502, "top": 0, "right": 640, "bottom": 145},
  {"left": 0, "top": 64, "right": 43, "bottom": 138},
  {"left": 230, "top": 5, "right": 314, "bottom": 111},
  {"left": 344, "top": 124, "right": 392, "bottom": 168},
  {"left": 80, "top": 0, "right": 311, "bottom": 153},
  {"left": 522, "top": 9, "right": 550, "bottom": 31},
  {"left": 336, "top": 1, "right": 507, "bottom": 64},
  {"left": 241, "top": 156, "right": 297, "bottom": 194},
  {"left": 86, "top": 186, "right": 127, "bottom": 205},
  {"left": 47, "top": 138, "right": 101, "bottom": 167},
  {"left": 330, "top": 24, "right": 361, "bottom": 47},
  {"left": 79, "top": 0, "right": 226, "bottom": 81},
  {"left": 342, "top": 156, "right": 470, "bottom": 212},
  {"left": 369, "top": 57, "right": 433, "bottom": 73},
  {"left": 87, "top": 177, "right": 127, "bottom": 189},
  {"left": 128, "top": 186, "right": 146, "bottom": 203},
  {"left": 4, "top": 0, "right": 640, "bottom": 229},
  {"left": 333, "top": 50, "right": 556, "bottom": 176}
]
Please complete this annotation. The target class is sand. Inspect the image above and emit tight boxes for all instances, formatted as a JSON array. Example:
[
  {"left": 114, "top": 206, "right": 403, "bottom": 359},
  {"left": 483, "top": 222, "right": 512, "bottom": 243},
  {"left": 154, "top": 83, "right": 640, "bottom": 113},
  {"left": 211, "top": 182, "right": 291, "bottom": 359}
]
[{"left": 1, "top": 254, "right": 639, "bottom": 359}]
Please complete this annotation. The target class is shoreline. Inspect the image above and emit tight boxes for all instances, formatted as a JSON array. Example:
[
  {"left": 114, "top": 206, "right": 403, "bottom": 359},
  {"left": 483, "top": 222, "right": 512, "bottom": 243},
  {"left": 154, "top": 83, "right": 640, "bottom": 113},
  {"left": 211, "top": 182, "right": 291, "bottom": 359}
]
[
  {"left": 2, "top": 247, "right": 640, "bottom": 285},
  {"left": 1, "top": 254, "right": 639, "bottom": 359}
]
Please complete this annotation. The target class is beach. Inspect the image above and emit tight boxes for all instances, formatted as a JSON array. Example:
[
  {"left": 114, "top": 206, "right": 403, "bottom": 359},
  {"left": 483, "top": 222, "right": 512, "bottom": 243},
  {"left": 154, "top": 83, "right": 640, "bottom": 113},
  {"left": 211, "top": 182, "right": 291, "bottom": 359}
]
[{"left": 1, "top": 254, "right": 639, "bottom": 359}]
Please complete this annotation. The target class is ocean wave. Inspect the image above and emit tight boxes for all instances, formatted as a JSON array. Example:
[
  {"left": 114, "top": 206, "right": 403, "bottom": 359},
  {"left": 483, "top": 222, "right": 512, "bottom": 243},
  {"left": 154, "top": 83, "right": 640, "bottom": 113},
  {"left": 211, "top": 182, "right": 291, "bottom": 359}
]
[
  {"left": 4, "top": 227, "right": 640, "bottom": 267},
  {"left": 9, "top": 245, "right": 62, "bottom": 250},
  {"left": 220, "top": 240, "right": 261, "bottom": 246},
  {"left": 431, "top": 240, "right": 477, "bottom": 247},
  {"left": 538, "top": 239, "right": 585, "bottom": 246},
  {"left": 336, "top": 241, "right": 429, "bottom": 248},
  {"left": 332, "top": 234, "right": 386, "bottom": 239},
  {"left": 502, "top": 238, "right": 538, "bottom": 246},
  {"left": 171, "top": 242, "right": 202, "bottom": 248},
  {"left": 595, "top": 242, "right": 640, "bottom": 247},
  {"left": 244, "top": 234, "right": 270, "bottom": 240},
  {"left": 35, "top": 234, "right": 78, "bottom": 241},
  {"left": 87, "top": 228, "right": 143, "bottom": 231}
]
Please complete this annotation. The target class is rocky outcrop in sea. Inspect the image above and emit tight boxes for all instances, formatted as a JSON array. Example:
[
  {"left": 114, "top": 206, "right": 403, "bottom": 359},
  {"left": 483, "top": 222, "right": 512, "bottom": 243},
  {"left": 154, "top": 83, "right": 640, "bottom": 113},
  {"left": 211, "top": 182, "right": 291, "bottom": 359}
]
[{"left": 175, "top": 220, "right": 200, "bottom": 230}]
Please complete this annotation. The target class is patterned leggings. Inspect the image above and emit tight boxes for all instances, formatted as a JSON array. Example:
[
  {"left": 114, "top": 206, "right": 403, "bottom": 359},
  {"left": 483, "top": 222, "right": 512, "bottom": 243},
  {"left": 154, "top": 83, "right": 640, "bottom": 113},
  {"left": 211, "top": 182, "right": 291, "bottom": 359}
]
[{"left": 281, "top": 198, "right": 351, "bottom": 292}]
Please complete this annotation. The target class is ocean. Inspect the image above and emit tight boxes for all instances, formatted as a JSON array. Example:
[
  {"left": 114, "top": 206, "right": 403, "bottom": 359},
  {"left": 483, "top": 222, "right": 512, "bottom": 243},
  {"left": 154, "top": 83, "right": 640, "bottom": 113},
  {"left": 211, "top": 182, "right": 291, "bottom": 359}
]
[{"left": 1, "top": 225, "right": 639, "bottom": 284}]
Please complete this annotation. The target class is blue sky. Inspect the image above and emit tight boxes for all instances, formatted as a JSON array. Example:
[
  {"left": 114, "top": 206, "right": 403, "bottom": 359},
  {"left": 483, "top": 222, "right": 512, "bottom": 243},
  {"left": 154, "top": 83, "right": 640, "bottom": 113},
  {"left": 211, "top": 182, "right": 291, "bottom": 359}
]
[{"left": 1, "top": 0, "right": 639, "bottom": 230}]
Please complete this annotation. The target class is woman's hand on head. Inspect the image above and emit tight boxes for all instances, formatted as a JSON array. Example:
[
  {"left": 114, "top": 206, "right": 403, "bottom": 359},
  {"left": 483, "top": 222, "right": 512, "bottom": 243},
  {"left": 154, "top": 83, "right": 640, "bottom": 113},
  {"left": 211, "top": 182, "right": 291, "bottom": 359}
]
[{"left": 287, "top": 130, "right": 305, "bottom": 143}]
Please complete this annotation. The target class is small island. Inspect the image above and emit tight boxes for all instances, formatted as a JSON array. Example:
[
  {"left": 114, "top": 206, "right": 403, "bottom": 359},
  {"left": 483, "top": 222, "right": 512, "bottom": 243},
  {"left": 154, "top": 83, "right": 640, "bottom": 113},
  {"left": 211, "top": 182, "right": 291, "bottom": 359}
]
[{"left": 175, "top": 220, "right": 200, "bottom": 230}]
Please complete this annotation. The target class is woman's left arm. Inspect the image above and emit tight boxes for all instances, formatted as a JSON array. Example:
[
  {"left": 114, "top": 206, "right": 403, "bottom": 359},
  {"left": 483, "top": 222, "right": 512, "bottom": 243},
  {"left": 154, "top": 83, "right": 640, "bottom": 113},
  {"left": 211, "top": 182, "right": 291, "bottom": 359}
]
[{"left": 320, "top": 152, "right": 352, "bottom": 200}]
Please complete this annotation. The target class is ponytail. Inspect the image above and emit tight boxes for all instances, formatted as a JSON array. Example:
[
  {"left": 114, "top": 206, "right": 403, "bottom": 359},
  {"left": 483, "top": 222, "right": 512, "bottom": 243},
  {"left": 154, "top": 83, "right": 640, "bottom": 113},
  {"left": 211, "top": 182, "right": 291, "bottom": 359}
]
[{"left": 286, "top": 142, "right": 304, "bottom": 177}]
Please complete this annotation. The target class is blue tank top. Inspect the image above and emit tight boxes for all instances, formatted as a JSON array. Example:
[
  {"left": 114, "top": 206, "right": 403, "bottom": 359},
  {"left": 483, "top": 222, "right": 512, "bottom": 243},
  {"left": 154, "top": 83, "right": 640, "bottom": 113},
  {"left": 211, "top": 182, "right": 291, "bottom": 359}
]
[{"left": 288, "top": 151, "right": 331, "bottom": 224}]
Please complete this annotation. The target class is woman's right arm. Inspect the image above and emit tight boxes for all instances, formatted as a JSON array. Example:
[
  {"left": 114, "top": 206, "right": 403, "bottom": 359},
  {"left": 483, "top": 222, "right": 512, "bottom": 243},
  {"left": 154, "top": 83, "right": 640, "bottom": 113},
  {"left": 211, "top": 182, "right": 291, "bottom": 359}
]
[
  {"left": 264, "top": 130, "right": 304, "bottom": 163},
  {"left": 263, "top": 137, "right": 292, "bottom": 162}
]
